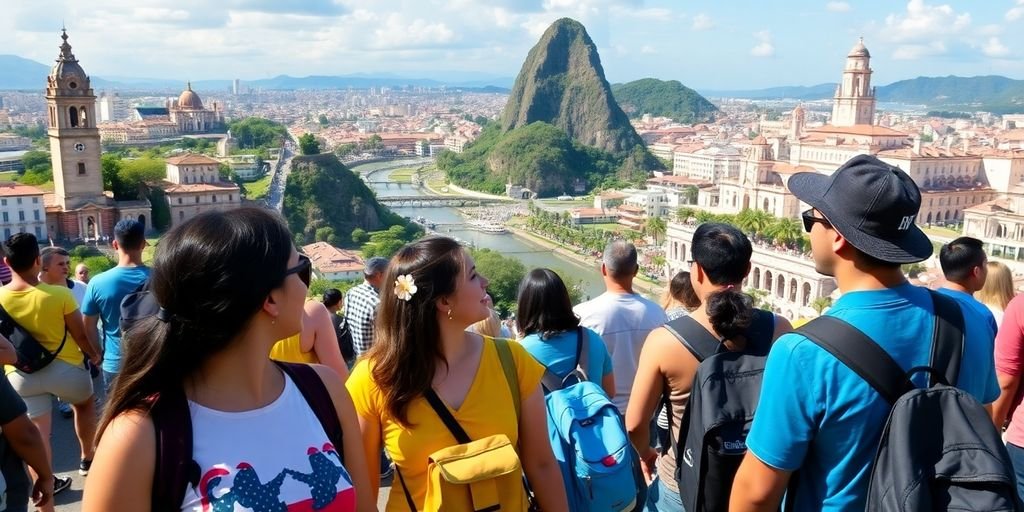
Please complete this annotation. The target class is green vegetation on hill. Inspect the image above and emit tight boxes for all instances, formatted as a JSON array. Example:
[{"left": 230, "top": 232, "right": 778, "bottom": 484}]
[
  {"left": 283, "top": 154, "right": 420, "bottom": 252},
  {"left": 438, "top": 122, "right": 644, "bottom": 196},
  {"left": 100, "top": 154, "right": 166, "bottom": 200},
  {"left": 18, "top": 150, "right": 52, "bottom": 185},
  {"left": 227, "top": 117, "right": 288, "bottom": 150},
  {"left": 612, "top": 78, "right": 719, "bottom": 123}
]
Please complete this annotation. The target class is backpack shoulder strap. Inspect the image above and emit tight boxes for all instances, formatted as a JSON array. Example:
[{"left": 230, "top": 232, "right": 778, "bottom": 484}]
[
  {"left": 493, "top": 337, "right": 521, "bottom": 421},
  {"left": 540, "top": 327, "right": 589, "bottom": 392},
  {"left": 662, "top": 315, "right": 721, "bottom": 362},
  {"left": 797, "top": 316, "right": 910, "bottom": 405},
  {"left": 927, "top": 290, "right": 965, "bottom": 387},
  {"left": 150, "top": 387, "right": 199, "bottom": 511},
  {"left": 424, "top": 389, "right": 472, "bottom": 444},
  {"left": 276, "top": 361, "right": 344, "bottom": 463}
]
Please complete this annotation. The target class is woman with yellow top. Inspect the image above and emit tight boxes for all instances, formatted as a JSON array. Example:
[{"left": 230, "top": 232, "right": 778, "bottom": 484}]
[
  {"left": 346, "top": 236, "right": 568, "bottom": 511},
  {"left": 270, "top": 298, "right": 349, "bottom": 379}
]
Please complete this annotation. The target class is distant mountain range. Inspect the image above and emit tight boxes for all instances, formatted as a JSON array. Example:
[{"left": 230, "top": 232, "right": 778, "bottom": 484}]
[
  {"left": 701, "top": 76, "right": 1024, "bottom": 109},
  {"left": 0, "top": 54, "right": 514, "bottom": 92}
]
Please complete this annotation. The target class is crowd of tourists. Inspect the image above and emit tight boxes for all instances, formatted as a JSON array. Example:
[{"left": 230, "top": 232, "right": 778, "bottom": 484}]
[{"left": 1, "top": 153, "right": 1024, "bottom": 512}]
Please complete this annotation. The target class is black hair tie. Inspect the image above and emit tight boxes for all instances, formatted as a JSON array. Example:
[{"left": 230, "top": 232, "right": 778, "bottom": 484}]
[{"left": 156, "top": 307, "right": 173, "bottom": 323}]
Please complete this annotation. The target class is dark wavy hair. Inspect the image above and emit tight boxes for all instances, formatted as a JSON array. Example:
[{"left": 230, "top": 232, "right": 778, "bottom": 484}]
[
  {"left": 516, "top": 268, "right": 580, "bottom": 340},
  {"left": 368, "top": 236, "right": 465, "bottom": 427},
  {"left": 97, "top": 207, "right": 295, "bottom": 439},
  {"left": 692, "top": 222, "right": 754, "bottom": 343}
]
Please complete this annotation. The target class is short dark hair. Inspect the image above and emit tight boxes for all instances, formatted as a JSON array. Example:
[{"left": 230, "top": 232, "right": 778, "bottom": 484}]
[
  {"left": 322, "top": 288, "right": 343, "bottom": 308},
  {"left": 603, "top": 241, "right": 638, "bottom": 279},
  {"left": 940, "top": 237, "right": 986, "bottom": 282},
  {"left": 114, "top": 219, "right": 146, "bottom": 251},
  {"left": 516, "top": 268, "right": 580, "bottom": 339},
  {"left": 40, "top": 246, "right": 70, "bottom": 269},
  {"left": 668, "top": 270, "right": 700, "bottom": 310},
  {"left": 4, "top": 233, "right": 39, "bottom": 272}
]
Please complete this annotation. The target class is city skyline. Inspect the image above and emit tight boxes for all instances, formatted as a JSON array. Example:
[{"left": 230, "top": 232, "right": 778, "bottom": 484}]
[{"left": 2, "top": 0, "right": 1024, "bottom": 90}]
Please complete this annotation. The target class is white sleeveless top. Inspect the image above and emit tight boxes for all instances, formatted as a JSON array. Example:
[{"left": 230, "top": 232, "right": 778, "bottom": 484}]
[{"left": 180, "top": 374, "right": 356, "bottom": 511}]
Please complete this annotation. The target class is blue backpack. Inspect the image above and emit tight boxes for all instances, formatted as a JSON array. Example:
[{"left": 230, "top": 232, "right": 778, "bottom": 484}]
[{"left": 543, "top": 327, "right": 645, "bottom": 512}]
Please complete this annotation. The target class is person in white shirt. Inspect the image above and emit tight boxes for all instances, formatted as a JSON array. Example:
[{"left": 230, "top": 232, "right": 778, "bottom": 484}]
[{"left": 573, "top": 241, "right": 667, "bottom": 415}]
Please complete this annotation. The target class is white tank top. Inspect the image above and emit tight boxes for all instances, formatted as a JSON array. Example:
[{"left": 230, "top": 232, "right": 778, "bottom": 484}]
[{"left": 180, "top": 374, "right": 356, "bottom": 511}]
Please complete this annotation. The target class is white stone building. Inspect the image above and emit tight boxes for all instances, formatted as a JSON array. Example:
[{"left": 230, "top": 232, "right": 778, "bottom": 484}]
[{"left": 0, "top": 183, "right": 47, "bottom": 241}]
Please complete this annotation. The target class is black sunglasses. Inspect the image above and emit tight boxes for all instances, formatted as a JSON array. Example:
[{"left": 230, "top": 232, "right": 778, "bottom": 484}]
[
  {"left": 801, "top": 208, "right": 831, "bottom": 233},
  {"left": 285, "top": 254, "right": 312, "bottom": 287}
]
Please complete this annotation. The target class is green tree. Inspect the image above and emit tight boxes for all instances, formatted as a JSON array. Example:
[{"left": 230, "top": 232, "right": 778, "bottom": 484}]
[
  {"left": 101, "top": 154, "right": 125, "bottom": 197},
  {"left": 746, "top": 288, "right": 772, "bottom": 310},
  {"left": 118, "top": 157, "right": 166, "bottom": 200},
  {"left": 811, "top": 296, "right": 833, "bottom": 315},
  {"left": 315, "top": 226, "right": 340, "bottom": 245},
  {"left": 318, "top": 114, "right": 330, "bottom": 127},
  {"left": 471, "top": 248, "right": 526, "bottom": 316},
  {"left": 351, "top": 228, "right": 368, "bottom": 245},
  {"left": 765, "top": 218, "right": 804, "bottom": 248},
  {"left": 227, "top": 117, "right": 288, "bottom": 149},
  {"left": 298, "top": 133, "right": 321, "bottom": 155},
  {"left": 21, "top": 150, "right": 50, "bottom": 172},
  {"left": 149, "top": 188, "right": 171, "bottom": 230},
  {"left": 644, "top": 216, "right": 667, "bottom": 245},
  {"left": 335, "top": 143, "right": 358, "bottom": 157},
  {"left": 676, "top": 207, "right": 695, "bottom": 222}
]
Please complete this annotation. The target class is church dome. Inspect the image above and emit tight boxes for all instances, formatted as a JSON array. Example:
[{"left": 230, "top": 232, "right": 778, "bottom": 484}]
[
  {"left": 848, "top": 37, "right": 870, "bottom": 58},
  {"left": 752, "top": 134, "right": 768, "bottom": 145},
  {"left": 49, "top": 29, "right": 89, "bottom": 88},
  {"left": 177, "top": 82, "right": 203, "bottom": 110}
]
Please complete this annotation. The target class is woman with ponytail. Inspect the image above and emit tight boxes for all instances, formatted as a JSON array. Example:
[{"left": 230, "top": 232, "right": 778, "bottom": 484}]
[
  {"left": 624, "top": 222, "right": 792, "bottom": 512},
  {"left": 82, "top": 208, "right": 372, "bottom": 511}
]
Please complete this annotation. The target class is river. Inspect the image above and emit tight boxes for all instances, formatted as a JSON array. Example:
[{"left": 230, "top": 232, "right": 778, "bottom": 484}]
[{"left": 352, "top": 161, "right": 608, "bottom": 301}]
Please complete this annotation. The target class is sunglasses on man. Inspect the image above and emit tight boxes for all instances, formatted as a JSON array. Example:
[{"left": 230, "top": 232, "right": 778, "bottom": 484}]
[
  {"left": 284, "top": 254, "right": 312, "bottom": 287},
  {"left": 801, "top": 208, "right": 832, "bottom": 233}
]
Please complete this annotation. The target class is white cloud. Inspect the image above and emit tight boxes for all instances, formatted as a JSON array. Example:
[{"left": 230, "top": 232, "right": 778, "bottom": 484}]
[
  {"left": 879, "top": 0, "right": 971, "bottom": 60},
  {"left": 750, "top": 30, "right": 774, "bottom": 57},
  {"left": 978, "top": 24, "right": 1003, "bottom": 36},
  {"left": 640, "top": 44, "right": 656, "bottom": 54},
  {"left": 1007, "top": 0, "right": 1024, "bottom": 21},
  {"left": 892, "top": 41, "right": 946, "bottom": 60},
  {"left": 691, "top": 13, "right": 713, "bottom": 31},
  {"left": 883, "top": 0, "right": 970, "bottom": 44},
  {"left": 826, "top": 2, "right": 851, "bottom": 13},
  {"left": 371, "top": 15, "right": 457, "bottom": 50},
  {"left": 982, "top": 37, "right": 1010, "bottom": 57}
]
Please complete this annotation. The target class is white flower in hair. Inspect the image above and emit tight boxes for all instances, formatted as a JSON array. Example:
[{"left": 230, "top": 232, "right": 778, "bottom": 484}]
[{"left": 394, "top": 274, "right": 418, "bottom": 302}]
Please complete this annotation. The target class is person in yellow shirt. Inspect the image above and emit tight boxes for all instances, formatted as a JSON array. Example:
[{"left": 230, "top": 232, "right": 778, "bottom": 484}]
[
  {"left": 1, "top": 233, "right": 101, "bottom": 505},
  {"left": 346, "top": 236, "right": 568, "bottom": 511},
  {"left": 270, "top": 298, "right": 349, "bottom": 380}
]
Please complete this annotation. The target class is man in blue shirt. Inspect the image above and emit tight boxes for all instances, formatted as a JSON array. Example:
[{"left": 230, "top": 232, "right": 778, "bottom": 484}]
[
  {"left": 937, "top": 236, "right": 998, "bottom": 338},
  {"left": 81, "top": 219, "right": 150, "bottom": 392},
  {"left": 730, "top": 155, "right": 1000, "bottom": 511}
]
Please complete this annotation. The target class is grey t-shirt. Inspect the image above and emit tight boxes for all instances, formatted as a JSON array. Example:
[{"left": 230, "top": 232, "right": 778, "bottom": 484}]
[{"left": 0, "top": 376, "right": 29, "bottom": 512}]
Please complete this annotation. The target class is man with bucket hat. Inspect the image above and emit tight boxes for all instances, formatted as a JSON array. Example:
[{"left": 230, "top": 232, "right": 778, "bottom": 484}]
[{"left": 729, "top": 155, "right": 1000, "bottom": 511}]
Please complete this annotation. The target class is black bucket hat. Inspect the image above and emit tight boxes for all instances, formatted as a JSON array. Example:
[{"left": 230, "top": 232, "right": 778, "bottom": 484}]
[{"left": 788, "top": 154, "right": 933, "bottom": 264}]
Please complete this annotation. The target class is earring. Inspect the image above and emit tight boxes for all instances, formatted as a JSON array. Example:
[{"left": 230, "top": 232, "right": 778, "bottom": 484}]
[
  {"left": 271, "top": 318, "right": 276, "bottom": 325},
  {"left": 447, "top": 309, "right": 453, "bottom": 321}
]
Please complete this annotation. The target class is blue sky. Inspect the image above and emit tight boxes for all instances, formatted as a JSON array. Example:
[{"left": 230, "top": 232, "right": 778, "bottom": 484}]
[{"left": 2, "top": 0, "right": 1023, "bottom": 89}]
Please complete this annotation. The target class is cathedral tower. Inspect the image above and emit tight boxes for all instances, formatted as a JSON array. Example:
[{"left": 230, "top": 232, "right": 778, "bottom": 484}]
[
  {"left": 46, "top": 29, "right": 105, "bottom": 211},
  {"left": 831, "top": 38, "right": 876, "bottom": 127}
]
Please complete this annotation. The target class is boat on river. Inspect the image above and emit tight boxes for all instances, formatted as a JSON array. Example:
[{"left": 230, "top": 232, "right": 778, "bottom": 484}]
[{"left": 467, "top": 219, "right": 508, "bottom": 234}]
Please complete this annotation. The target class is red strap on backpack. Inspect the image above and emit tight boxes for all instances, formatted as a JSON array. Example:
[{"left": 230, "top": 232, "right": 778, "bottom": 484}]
[{"left": 149, "top": 361, "right": 344, "bottom": 510}]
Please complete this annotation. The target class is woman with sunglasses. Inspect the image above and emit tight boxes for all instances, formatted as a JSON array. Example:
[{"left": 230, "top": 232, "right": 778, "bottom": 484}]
[
  {"left": 83, "top": 208, "right": 373, "bottom": 511},
  {"left": 271, "top": 255, "right": 350, "bottom": 379}
]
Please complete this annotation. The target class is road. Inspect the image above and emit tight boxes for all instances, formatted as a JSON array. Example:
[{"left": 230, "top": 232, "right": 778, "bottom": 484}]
[{"left": 266, "top": 141, "right": 295, "bottom": 212}]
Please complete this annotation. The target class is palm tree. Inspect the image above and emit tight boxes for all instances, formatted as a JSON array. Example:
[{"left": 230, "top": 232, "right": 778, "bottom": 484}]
[
  {"left": 765, "top": 218, "right": 804, "bottom": 248},
  {"left": 645, "top": 216, "right": 667, "bottom": 245},
  {"left": 676, "top": 207, "right": 695, "bottom": 223},
  {"left": 811, "top": 296, "right": 832, "bottom": 315}
]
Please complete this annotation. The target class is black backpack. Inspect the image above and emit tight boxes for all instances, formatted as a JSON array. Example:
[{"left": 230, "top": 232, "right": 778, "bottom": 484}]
[
  {"left": 665, "top": 309, "right": 775, "bottom": 512},
  {"left": 120, "top": 280, "right": 160, "bottom": 337},
  {"left": 333, "top": 313, "right": 354, "bottom": 362},
  {"left": 797, "top": 290, "right": 1021, "bottom": 511}
]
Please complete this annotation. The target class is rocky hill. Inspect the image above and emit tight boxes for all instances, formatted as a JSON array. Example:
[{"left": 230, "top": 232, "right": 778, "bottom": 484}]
[
  {"left": 612, "top": 78, "right": 719, "bottom": 123},
  {"left": 500, "top": 18, "right": 646, "bottom": 154},
  {"left": 441, "top": 18, "right": 661, "bottom": 197},
  {"left": 283, "top": 154, "right": 408, "bottom": 246}
]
